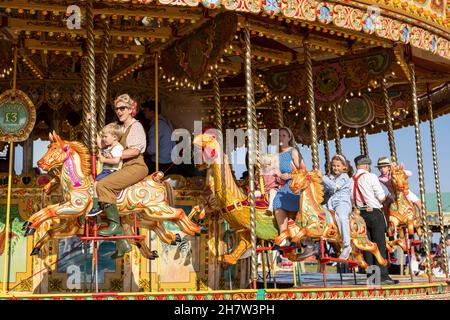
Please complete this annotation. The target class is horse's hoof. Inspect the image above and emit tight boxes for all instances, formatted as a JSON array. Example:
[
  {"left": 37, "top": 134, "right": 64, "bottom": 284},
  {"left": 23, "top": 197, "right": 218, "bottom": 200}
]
[
  {"left": 24, "top": 228, "right": 36, "bottom": 237},
  {"left": 22, "top": 221, "right": 31, "bottom": 230},
  {"left": 151, "top": 250, "right": 159, "bottom": 259},
  {"left": 200, "top": 226, "right": 208, "bottom": 234},
  {"left": 175, "top": 234, "right": 182, "bottom": 242},
  {"left": 30, "top": 247, "right": 41, "bottom": 256}
]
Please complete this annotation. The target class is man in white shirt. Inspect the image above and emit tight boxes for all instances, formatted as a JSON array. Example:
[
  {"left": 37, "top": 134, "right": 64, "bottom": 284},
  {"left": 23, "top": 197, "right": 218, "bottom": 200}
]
[{"left": 352, "top": 155, "right": 399, "bottom": 285}]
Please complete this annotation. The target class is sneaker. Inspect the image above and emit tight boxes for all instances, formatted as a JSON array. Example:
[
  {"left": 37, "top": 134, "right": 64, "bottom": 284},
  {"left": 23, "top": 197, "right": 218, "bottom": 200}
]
[
  {"left": 338, "top": 246, "right": 352, "bottom": 260},
  {"left": 86, "top": 206, "right": 103, "bottom": 217}
]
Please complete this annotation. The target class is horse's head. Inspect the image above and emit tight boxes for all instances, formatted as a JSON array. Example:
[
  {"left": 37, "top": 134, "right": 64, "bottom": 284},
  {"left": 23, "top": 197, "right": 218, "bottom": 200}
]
[
  {"left": 37, "top": 131, "right": 70, "bottom": 172},
  {"left": 193, "top": 132, "right": 222, "bottom": 169},
  {"left": 290, "top": 162, "right": 324, "bottom": 203},
  {"left": 290, "top": 162, "right": 310, "bottom": 194},
  {"left": 391, "top": 163, "right": 409, "bottom": 193}
]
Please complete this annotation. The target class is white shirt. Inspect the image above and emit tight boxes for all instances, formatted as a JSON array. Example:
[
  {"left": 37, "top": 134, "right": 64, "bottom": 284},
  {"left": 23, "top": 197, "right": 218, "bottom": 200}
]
[
  {"left": 102, "top": 143, "right": 124, "bottom": 171},
  {"left": 351, "top": 168, "right": 386, "bottom": 209}
]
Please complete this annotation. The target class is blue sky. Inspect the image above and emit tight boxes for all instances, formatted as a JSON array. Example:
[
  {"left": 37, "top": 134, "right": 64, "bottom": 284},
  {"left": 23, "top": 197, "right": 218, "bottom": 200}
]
[{"left": 15, "top": 113, "right": 450, "bottom": 194}]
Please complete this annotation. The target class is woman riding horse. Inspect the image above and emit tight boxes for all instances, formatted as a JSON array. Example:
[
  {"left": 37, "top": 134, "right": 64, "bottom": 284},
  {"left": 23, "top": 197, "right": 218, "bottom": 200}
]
[{"left": 89, "top": 94, "right": 149, "bottom": 259}]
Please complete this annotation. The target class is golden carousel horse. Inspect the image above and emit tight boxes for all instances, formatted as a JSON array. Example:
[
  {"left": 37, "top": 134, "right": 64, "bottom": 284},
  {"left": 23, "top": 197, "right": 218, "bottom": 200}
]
[
  {"left": 23, "top": 131, "right": 205, "bottom": 259},
  {"left": 193, "top": 133, "right": 280, "bottom": 266},
  {"left": 273, "top": 163, "right": 387, "bottom": 268},
  {"left": 386, "top": 163, "right": 422, "bottom": 251}
]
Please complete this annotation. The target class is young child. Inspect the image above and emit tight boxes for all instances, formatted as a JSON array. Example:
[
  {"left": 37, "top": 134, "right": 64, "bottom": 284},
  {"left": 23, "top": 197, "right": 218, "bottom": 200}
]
[
  {"left": 87, "top": 123, "right": 124, "bottom": 217},
  {"left": 260, "top": 154, "right": 285, "bottom": 211},
  {"left": 377, "top": 157, "right": 422, "bottom": 211},
  {"left": 321, "top": 154, "right": 353, "bottom": 260}
]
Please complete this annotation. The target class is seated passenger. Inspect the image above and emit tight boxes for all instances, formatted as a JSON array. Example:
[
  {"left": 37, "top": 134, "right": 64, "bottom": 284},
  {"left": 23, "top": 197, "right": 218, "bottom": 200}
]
[
  {"left": 260, "top": 153, "right": 285, "bottom": 211},
  {"left": 320, "top": 154, "right": 353, "bottom": 260},
  {"left": 377, "top": 157, "right": 422, "bottom": 211}
]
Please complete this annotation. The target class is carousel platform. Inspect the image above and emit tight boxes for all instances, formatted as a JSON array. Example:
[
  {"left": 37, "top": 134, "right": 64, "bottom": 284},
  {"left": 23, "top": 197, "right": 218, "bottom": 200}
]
[{"left": 0, "top": 277, "right": 448, "bottom": 300}]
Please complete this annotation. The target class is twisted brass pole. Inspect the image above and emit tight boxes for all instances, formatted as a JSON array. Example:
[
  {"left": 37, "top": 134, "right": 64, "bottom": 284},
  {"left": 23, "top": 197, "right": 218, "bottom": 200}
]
[
  {"left": 323, "top": 122, "right": 330, "bottom": 173},
  {"left": 304, "top": 39, "right": 319, "bottom": 169},
  {"left": 244, "top": 22, "right": 257, "bottom": 289},
  {"left": 427, "top": 91, "right": 449, "bottom": 277},
  {"left": 86, "top": 0, "right": 97, "bottom": 157},
  {"left": 275, "top": 96, "right": 284, "bottom": 128},
  {"left": 213, "top": 70, "right": 222, "bottom": 138},
  {"left": 410, "top": 63, "right": 432, "bottom": 281},
  {"left": 97, "top": 19, "right": 110, "bottom": 131},
  {"left": 382, "top": 80, "right": 397, "bottom": 163},
  {"left": 333, "top": 104, "right": 342, "bottom": 155},
  {"left": 81, "top": 56, "right": 90, "bottom": 147},
  {"left": 212, "top": 68, "right": 225, "bottom": 289},
  {"left": 359, "top": 130, "right": 368, "bottom": 156}
]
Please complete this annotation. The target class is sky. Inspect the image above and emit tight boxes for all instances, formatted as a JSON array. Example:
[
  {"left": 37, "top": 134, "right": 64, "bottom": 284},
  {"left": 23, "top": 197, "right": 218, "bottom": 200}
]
[{"left": 14, "top": 113, "right": 450, "bottom": 195}]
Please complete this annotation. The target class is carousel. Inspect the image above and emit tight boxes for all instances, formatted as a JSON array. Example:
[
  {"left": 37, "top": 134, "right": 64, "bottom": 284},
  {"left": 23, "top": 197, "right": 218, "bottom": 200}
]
[{"left": 0, "top": 0, "right": 449, "bottom": 300}]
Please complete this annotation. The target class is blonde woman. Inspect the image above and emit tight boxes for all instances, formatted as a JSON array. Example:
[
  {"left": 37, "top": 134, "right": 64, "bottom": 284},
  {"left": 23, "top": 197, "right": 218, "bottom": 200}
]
[{"left": 91, "top": 94, "right": 149, "bottom": 259}]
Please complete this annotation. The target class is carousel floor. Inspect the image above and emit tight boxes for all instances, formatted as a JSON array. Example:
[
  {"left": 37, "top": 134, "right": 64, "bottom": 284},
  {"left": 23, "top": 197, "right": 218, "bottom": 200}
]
[{"left": 256, "top": 270, "right": 445, "bottom": 288}]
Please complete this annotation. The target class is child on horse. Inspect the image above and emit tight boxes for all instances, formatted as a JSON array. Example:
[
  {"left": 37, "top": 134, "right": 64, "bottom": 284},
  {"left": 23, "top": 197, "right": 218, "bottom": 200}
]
[
  {"left": 87, "top": 94, "right": 149, "bottom": 259},
  {"left": 260, "top": 153, "right": 285, "bottom": 212},
  {"left": 377, "top": 157, "right": 421, "bottom": 211},
  {"left": 321, "top": 154, "right": 353, "bottom": 260},
  {"left": 87, "top": 123, "right": 124, "bottom": 217}
]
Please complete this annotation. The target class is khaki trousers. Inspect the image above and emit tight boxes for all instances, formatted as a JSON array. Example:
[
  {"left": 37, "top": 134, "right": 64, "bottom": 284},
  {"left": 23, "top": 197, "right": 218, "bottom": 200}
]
[{"left": 97, "top": 159, "right": 149, "bottom": 204}]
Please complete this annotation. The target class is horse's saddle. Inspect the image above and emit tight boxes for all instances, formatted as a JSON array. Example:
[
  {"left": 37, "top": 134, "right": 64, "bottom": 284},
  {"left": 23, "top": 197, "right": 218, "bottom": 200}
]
[{"left": 221, "top": 194, "right": 270, "bottom": 213}]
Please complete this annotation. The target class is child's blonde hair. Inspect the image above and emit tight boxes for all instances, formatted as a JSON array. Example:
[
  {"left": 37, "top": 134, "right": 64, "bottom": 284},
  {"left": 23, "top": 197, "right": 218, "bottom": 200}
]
[
  {"left": 102, "top": 123, "right": 122, "bottom": 140},
  {"left": 261, "top": 154, "right": 279, "bottom": 175}
]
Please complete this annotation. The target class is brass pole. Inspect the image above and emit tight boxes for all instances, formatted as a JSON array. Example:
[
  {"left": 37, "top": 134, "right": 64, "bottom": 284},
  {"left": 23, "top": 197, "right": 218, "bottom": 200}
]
[
  {"left": 323, "top": 121, "right": 330, "bottom": 173},
  {"left": 81, "top": 57, "right": 90, "bottom": 147},
  {"left": 304, "top": 39, "right": 319, "bottom": 169},
  {"left": 86, "top": 0, "right": 97, "bottom": 156},
  {"left": 333, "top": 104, "right": 342, "bottom": 155},
  {"left": 2, "top": 47, "right": 18, "bottom": 293},
  {"left": 155, "top": 53, "right": 159, "bottom": 172},
  {"left": 359, "top": 130, "right": 368, "bottom": 156},
  {"left": 382, "top": 80, "right": 397, "bottom": 163},
  {"left": 410, "top": 63, "right": 432, "bottom": 281},
  {"left": 427, "top": 87, "right": 449, "bottom": 277},
  {"left": 212, "top": 69, "right": 225, "bottom": 289},
  {"left": 244, "top": 22, "right": 257, "bottom": 289},
  {"left": 275, "top": 96, "right": 284, "bottom": 128},
  {"left": 97, "top": 19, "right": 111, "bottom": 130},
  {"left": 2, "top": 141, "right": 13, "bottom": 293}
]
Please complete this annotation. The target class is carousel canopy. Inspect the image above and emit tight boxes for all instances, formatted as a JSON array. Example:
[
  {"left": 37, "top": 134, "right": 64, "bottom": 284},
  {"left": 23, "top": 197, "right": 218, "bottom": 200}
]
[{"left": 0, "top": 0, "right": 449, "bottom": 143}]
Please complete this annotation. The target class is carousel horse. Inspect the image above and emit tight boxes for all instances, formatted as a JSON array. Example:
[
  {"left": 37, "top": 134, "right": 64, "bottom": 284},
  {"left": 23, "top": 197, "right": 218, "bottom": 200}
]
[
  {"left": 387, "top": 163, "right": 422, "bottom": 249},
  {"left": 22, "top": 131, "right": 205, "bottom": 259},
  {"left": 273, "top": 162, "right": 388, "bottom": 269},
  {"left": 193, "top": 133, "right": 280, "bottom": 266}
]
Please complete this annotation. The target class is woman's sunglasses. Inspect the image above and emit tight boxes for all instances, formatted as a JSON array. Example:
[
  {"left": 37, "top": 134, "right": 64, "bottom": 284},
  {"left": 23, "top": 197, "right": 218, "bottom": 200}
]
[{"left": 114, "top": 106, "right": 129, "bottom": 112}]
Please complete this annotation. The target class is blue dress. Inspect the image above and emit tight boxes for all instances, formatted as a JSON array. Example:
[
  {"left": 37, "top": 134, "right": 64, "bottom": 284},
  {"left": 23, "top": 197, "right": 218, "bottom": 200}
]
[{"left": 272, "top": 148, "right": 301, "bottom": 212}]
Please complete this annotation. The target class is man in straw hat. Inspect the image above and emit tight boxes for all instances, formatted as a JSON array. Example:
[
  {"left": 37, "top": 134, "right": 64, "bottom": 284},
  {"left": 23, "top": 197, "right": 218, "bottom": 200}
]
[{"left": 352, "top": 155, "right": 399, "bottom": 285}]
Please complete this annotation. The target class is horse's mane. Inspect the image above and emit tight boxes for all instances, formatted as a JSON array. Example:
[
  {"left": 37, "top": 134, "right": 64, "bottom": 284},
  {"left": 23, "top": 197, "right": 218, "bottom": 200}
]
[
  {"left": 392, "top": 170, "right": 410, "bottom": 194},
  {"left": 68, "top": 141, "right": 92, "bottom": 176},
  {"left": 309, "top": 170, "right": 324, "bottom": 204}
]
